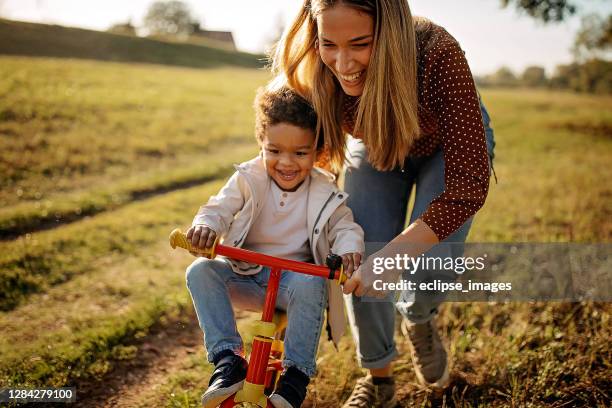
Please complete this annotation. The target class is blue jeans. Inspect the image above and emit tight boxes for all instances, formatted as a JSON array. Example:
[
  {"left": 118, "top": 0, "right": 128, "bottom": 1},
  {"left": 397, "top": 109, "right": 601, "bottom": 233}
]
[
  {"left": 185, "top": 258, "right": 328, "bottom": 377},
  {"left": 343, "top": 101, "right": 495, "bottom": 369}
]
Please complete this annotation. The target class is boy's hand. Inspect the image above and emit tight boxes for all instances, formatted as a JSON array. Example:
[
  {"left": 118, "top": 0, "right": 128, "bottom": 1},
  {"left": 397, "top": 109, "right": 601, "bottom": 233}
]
[
  {"left": 186, "top": 225, "right": 217, "bottom": 256},
  {"left": 341, "top": 252, "right": 362, "bottom": 279}
]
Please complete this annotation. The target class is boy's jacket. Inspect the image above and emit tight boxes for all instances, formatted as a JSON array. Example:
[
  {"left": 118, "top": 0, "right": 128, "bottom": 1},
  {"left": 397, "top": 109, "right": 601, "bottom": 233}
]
[{"left": 193, "top": 156, "right": 365, "bottom": 346}]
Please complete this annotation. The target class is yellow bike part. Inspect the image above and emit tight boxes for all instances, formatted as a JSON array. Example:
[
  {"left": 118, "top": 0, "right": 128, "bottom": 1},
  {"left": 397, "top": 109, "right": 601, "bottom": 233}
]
[{"left": 169, "top": 228, "right": 218, "bottom": 259}]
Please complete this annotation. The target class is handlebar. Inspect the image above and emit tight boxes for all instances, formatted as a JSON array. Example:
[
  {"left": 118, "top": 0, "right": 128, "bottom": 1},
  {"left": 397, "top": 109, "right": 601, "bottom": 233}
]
[{"left": 169, "top": 229, "right": 346, "bottom": 285}]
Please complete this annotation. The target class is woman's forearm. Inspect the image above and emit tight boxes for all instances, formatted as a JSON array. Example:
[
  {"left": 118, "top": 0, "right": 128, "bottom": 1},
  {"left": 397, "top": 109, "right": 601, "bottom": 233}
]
[{"left": 387, "top": 218, "right": 439, "bottom": 258}]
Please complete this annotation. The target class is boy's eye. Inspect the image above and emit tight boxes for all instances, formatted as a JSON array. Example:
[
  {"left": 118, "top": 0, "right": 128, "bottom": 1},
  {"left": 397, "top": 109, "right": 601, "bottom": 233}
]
[
  {"left": 266, "top": 148, "right": 280, "bottom": 154},
  {"left": 296, "top": 151, "right": 310, "bottom": 156}
]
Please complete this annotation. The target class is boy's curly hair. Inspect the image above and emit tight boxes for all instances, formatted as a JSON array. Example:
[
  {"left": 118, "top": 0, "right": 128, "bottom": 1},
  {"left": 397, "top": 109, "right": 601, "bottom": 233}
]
[{"left": 254, "top": 86, "right": 324, "bottom": 151}]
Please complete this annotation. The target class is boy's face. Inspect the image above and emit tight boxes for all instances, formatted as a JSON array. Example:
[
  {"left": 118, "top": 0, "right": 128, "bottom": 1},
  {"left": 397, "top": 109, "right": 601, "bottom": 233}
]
[{"left": 262, "top": 122, "right": 316, "bottom": 192}]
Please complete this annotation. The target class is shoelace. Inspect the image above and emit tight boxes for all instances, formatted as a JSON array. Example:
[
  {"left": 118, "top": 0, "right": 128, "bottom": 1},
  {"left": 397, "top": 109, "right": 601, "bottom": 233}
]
[
  {"left": 345, "top": 377, "right": 376, "bottom": 407},
  {"left": 409, "top": 322, "right": 435, "bottom": 356}
]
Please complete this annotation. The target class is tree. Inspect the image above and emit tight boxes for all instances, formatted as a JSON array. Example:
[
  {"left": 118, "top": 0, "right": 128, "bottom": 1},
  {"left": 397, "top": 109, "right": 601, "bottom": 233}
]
[
  {"left": 572, "top": 13, "right": 612, "bottom": 61},
  {"left": 488, "top": 67, "right": 519, "bottom": 87},
  {"left": 500, "top": 0, "right": 577, "bottom": 22},
  {"left": 143, "top": 0, "right": 197, "bottom": 37},
  {"left": 522, "top": 66, "right": 548, "bottom": 87}
]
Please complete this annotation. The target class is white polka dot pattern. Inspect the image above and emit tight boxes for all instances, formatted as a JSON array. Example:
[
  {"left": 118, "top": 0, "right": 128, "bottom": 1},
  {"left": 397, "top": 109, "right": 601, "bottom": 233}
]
[{"left": 342, "top": 26, "right": 490, "bottom": 241}]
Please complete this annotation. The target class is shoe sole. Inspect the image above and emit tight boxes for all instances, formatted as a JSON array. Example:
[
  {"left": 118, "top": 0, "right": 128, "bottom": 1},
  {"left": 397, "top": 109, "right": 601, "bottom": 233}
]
[
  {"left": 201, "top": 380, "right": 243, "bottom": 408},
  {"left": 400, "top": 320, "right": 451, "bottom": 391},
  {"left": 269, "top": 393, "right": 293, "bottom": 408}
]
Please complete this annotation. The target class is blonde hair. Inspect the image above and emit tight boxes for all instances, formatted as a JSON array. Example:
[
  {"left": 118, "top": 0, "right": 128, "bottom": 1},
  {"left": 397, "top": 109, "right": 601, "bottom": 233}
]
[{"left": 271, "top": 0, "right": 420, "bottom": 171}]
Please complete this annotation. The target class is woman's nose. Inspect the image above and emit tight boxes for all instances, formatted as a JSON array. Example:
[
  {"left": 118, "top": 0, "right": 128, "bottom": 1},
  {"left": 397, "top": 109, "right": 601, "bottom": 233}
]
[{"left": 336, "top": 49, "right": 353, "bottom": 73}]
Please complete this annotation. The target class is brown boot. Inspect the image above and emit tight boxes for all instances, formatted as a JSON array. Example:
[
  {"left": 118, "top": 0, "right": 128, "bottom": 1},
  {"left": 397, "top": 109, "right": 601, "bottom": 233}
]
[
  {"left": 401, "top": 318, "right": 450, "bottom": 390},
  {"left": 341, "top": 375, "right": 398, "bottom": 408}
]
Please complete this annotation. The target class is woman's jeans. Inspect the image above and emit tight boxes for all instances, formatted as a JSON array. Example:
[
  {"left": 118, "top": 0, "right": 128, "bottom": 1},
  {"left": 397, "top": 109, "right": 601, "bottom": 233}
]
[
  {"left": 185, "top": 257, "right": 327, "bottom": 377},
  {"left": 343, "top": 101, "right": 495, "bottom": 369}
]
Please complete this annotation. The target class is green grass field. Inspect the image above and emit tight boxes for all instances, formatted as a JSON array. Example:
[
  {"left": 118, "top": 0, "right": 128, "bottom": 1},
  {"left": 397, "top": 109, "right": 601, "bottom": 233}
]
[{"left": 0, "top": 46, "right": 610, "bottom": 408}]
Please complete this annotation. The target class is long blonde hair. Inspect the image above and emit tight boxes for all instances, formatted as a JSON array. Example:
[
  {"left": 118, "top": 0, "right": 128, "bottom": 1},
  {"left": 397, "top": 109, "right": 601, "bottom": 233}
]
[{"left": 271, "top": 0, "right": 420, "bottom": 171}]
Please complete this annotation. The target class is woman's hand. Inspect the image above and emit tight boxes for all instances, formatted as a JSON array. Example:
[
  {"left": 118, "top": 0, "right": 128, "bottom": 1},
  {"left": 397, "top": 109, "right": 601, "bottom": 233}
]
[
  {"left": 343, "top": 219, "right": 439, "bottom": 297},
  {"left": 342, "top": 249, "right": 402, "bottom": 298},
  {"left": 341, "top": 252, "right": 362, "bottom": 279},
  {"left": 186, "top": 224, "right": 217, "bottom": 256}
]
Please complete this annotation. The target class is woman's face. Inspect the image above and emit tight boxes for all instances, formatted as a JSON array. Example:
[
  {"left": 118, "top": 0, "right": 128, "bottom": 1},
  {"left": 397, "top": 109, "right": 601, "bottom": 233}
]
[{"left": 316, "top": 4, "right": 374, "bottom": 96}]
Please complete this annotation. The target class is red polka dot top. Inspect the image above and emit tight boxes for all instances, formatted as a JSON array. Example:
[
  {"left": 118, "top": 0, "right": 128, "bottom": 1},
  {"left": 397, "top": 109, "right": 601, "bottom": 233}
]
[{"left": 342, "top": 22, "right": 490, "bottom": 241}]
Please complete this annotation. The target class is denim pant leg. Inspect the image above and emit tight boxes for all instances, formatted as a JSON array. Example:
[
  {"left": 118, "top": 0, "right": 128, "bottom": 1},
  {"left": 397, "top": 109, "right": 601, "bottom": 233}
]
[
  {"left": 185, "top": 258, "right": 267, "bottom": 363},
  {"left": 395, "top": 151, "right": 473, "bottom": 324},
  {"left": 275, "top": 271, "right": 328, "bottom": 377},
  {"left": 343, "top": 137, "right": 415, "bottom": 369}
]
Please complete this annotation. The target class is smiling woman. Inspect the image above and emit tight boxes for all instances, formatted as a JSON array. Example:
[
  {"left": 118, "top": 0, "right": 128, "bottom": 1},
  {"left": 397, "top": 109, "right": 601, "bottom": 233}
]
[{"left": 271, "top": 0, "right": 495, "bottom": 406}]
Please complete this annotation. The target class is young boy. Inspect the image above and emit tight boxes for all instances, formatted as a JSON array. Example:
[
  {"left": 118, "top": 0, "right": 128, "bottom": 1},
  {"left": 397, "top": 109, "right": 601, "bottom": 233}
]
[{"left": 185, "top": 86, "right": 364, "bottom": 408}]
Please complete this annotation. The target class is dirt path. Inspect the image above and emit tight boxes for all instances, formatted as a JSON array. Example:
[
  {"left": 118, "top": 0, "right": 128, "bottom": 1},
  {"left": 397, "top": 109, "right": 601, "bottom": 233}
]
[{"left": 77, "top": 313, "right": 204, "bottom": 408}]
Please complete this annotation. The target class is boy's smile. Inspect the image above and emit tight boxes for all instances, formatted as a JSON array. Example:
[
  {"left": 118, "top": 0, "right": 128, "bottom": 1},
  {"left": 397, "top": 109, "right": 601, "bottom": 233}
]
[{"left": 262, "top": 123, "right": 317, "bottom": 192}]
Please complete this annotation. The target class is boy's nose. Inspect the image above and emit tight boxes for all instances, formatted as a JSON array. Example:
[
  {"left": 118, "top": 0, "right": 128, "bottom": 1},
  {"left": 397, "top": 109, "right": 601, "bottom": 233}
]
[{"left": 278, "top": 153, "right": 294, "bottom": 165}]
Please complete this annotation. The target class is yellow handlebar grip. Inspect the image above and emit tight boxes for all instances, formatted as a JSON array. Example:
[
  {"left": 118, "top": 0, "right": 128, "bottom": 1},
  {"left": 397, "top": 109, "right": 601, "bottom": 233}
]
[
  {"left": 336, "top": 265, "right": 347, "bottom": 285},
  {"left": 169, "top": 229, "right": 217, "bottom": 259}
]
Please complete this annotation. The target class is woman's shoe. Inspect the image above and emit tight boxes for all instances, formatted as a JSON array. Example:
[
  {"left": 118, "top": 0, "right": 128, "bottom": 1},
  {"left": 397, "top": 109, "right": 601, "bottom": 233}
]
[
  {"left": 341, "top": 375, "right": 397, "bottom": 408},
  {"left": 401, "top": 318, "right": 450, "bottom": 390}
]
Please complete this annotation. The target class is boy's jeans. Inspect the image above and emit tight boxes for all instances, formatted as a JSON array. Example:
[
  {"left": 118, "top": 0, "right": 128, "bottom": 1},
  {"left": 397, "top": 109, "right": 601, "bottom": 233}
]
[
  {"left": 186, "top": 257, "right": 327, "bottom": 377},
  {"left": 342, "top": 101, "right": 495, "bottom": 369}
]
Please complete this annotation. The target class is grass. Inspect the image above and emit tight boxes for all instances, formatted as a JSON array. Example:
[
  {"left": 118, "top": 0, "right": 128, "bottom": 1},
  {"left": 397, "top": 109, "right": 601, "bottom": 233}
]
[
  {"left": 0, "top": 19, "right": 265, "bottom": 69},
  {"left": 0, "top": 56, "right": 269, "bottom": 207},
  {"left": 469, "top": 88, "right": 612, "bottom": 242},
  {"left": 0, "top": 50, "right": 609, "bottom": 407},
  {"left": 0, "top": 180, "right": 226, "bottom": 388},
  {"left": 0, "top": 143, "right": 256, "bottom": 238}
]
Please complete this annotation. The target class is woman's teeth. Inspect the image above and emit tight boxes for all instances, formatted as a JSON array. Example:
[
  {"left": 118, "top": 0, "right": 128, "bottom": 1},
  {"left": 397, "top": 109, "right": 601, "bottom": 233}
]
[{"left": 340, "top": 71, "right": 363, "bottom": 82}]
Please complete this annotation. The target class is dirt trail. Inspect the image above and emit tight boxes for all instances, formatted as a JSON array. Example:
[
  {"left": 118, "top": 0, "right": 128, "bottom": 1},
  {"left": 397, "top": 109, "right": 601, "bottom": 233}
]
[{"left": 77, "top": 314, "right": 204, "bottom": 408}]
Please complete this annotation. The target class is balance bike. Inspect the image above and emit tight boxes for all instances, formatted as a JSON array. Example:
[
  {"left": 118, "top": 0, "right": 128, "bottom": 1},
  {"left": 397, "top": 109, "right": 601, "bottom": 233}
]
[{"left": 169, "top": 229, "right": 346, "bottom": 408}]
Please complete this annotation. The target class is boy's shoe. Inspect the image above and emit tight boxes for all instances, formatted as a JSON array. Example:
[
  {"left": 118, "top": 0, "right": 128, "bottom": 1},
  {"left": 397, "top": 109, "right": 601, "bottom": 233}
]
[
  {"left": 401, "top": 318, "right": 450, "bottom": 390},
  {"left": 269, "top": 366, "right": 310, "bottom": 408},
  {"left": 341, "top": 375, "right": 397, "bottom": 408},
  {"left": 201, "top": 353, "right": 248, "bottom": 408}
]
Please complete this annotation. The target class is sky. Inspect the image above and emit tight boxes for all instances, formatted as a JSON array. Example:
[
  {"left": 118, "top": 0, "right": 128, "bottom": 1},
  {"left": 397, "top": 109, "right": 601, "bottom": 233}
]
[{"left": 1, "top": 0, "right": 610, "bottom": 76}]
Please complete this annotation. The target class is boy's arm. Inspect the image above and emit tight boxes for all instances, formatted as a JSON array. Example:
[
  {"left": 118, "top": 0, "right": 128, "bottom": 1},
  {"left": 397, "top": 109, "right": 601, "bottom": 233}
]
[
  {"left": 327, "top": 201, "right": 365, "bottom": 257},
  {"left": 192, "top": 171, "right": 246, "bottom": 236}
]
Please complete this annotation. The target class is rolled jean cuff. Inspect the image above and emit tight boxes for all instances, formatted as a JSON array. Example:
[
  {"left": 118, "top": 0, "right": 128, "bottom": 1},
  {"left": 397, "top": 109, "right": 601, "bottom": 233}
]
[
  {"left": 359, "top": 347, "right": 398, "bottom": 370},
  {"left": 283, "top": 359, "right": 316, "bottom": 378},
  {"left": 208, "top": 343, "right": 243, "bottom": 363}
]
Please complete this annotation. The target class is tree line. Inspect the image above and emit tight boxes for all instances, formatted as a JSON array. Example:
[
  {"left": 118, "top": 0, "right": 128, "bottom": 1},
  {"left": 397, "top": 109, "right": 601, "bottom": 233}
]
[{"left": 477, "top": 12, "right": 611, "bottom": 94}]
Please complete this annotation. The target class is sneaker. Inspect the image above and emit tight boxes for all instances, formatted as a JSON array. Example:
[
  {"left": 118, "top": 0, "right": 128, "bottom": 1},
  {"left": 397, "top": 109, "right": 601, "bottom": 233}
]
[
  {"left": 401, "top": 318, "right": 450, "bottom": 390},
  {"left": 201, "top": 353, "right": 248, "bottom": 408},
  {"left": 269, "top": 366, "right": 310, "bottom": 408},
  {"left": 341, "top": 375, "right": 397, "bottom": 408}
]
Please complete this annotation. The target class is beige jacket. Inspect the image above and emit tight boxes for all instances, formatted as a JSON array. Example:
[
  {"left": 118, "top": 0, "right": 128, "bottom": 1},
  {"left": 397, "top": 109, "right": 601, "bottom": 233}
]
[{"left": 192, "top": 156, "right": 364, "bottom": 346}]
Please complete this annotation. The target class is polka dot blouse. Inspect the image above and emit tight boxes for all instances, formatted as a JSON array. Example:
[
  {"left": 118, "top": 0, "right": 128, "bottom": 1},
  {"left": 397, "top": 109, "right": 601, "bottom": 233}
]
[{"left": 342, "top": 24, "right": 490, "bottom": 241}]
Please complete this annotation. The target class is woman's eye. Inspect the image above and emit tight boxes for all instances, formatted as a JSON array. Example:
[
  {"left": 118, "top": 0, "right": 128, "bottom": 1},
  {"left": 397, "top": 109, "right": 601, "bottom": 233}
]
[
  {"left": 322, "top": 43, "right": 335, "bottom": 48},
  {"left": 353, "top": 43, "right": 370, "bottom": 48},
  {"left": 266, "top": 148, "right": 279, "bottom": 154}
]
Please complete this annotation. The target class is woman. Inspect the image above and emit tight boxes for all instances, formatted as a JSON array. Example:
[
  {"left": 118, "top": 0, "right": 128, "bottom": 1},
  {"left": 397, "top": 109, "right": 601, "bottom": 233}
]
[{"left": 272, "top": 1, "right": 495, "bottom": 406}]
